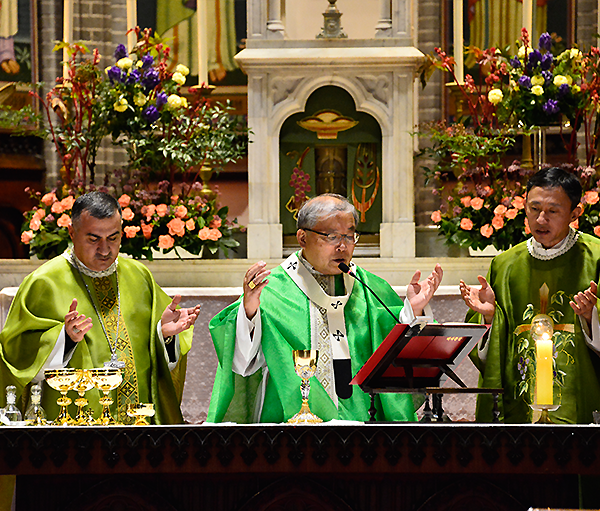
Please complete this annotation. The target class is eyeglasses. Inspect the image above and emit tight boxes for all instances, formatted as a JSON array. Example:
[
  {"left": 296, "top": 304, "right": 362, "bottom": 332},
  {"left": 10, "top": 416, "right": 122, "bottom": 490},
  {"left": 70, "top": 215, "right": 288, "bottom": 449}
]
[{"left": 304, "top": 228, "right": 360, "bottom": 245}]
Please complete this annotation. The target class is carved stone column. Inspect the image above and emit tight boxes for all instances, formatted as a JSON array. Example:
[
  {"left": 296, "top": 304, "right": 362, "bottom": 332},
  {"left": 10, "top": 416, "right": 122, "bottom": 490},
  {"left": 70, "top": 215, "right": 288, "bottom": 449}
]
[
  {"left": 266, "top": 0, "right": 285, "bottom": 39},
  {"left": 375, "top": 0, "right": 393, "bottom": 37}
]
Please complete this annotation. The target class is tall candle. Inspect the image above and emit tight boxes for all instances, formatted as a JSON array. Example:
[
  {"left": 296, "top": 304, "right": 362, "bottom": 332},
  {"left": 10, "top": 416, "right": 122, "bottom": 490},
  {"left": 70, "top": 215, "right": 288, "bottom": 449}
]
[
  {"left": 63, "top": 0, "right": 73, "bottom": 78},
  {"left": 197, "top": 0, "right": 208, "bottom": 85},
  {"left": 536, "top": 336, "right": 553, "bottom": 406},
  {"left": 126, "top": 0, "right": 137, "bottom": 52},
  {"left": 522, "top": 0, "right": 533, "bottom": 42},
  {"left": 453, "top": 0, "right": 464, "bottom": 84}
]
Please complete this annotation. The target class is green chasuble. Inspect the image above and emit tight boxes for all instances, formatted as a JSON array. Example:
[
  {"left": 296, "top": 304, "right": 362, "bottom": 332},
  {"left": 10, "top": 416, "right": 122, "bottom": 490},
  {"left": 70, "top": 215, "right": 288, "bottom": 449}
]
[
  {"left": 470, "top": 233, "right": 600, "bottom": 424},
  {"left": 207, "top": 257, "right": 417, "bottom": 423},
  {"left": 0, "top": 255, "right": 193, "bottom": 425}
]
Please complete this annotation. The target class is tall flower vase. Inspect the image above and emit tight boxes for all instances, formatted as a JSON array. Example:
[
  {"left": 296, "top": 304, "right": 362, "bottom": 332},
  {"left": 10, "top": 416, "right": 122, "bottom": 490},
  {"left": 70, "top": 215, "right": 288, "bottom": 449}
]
[{"left": 199, "top": 166, "right": 217, "bottom": 201}]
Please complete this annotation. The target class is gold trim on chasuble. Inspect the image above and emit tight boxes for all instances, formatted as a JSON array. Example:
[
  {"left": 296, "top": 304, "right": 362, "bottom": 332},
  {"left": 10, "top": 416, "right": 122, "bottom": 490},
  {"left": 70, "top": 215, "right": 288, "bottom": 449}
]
[{"left": 93, "top": 276, "right": 139, "bottom": 424}]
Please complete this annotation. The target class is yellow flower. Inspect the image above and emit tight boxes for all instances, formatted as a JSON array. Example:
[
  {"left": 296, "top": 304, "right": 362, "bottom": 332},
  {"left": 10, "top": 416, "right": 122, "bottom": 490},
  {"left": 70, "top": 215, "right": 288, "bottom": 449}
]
[
  {"left": 104, "top": 66, "right": 112, "bottom": 75},
  {"left": 566, "top": 75, "right": 573, "bottom": 85},
  {"left": 572, "top": 84, "right": 581, "bottom": 93},
  {"left": 487, "top": 88, "right": 503, "bottom": 105},
  {"left": 531, "top": 85, "right": 544, "bottom": 96},
  {"left": 517, "top": 46, "right": 533, "bottom": 59},
  {"left": 180, "top": 96, "right": 188, "bottom": 109},
  {"left": 531, "top": 75, "right": 544, "bottom": 86},
  {"left": 570, "top": 48, "right": 582, "bottom": 60},
  {"left": 172, "top": 72, "right": 186, "bottom": 85},
  {"left": 114, "top": 98, "right": 129, "bottom": 112},
  {"left": 553, "top": 75, "right": 569, "bottom": 87},
  {"left": 167, "top": 94, "right": 183, "bottom": 109},
  {"left": 134, "top": 92, "right": 147, "bottom": 107},
  {"left": 175, "top": 64, "right": 190, "bottom": 76},
  {"left": 116, "top": 57, "right": 133, "bottom": 70}
]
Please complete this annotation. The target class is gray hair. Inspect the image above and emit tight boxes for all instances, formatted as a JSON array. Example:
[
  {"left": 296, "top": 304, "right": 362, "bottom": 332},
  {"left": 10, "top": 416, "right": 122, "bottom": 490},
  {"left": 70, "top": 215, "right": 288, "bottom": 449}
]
[
  {"left": 72, "top": 191, "right": 122, "bottom": 227},
  {"left": 297, "top": 194, "right": 359, "bottom": 229}
]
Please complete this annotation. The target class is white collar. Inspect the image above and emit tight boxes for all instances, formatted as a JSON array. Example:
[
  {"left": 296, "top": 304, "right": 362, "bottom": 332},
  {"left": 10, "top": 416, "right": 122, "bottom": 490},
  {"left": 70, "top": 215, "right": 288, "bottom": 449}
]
[
  {"left": 527, "top": 227, "right": 579, "bottom": 261},
  {"left": 63, "top": 248, "right": 118, "bottom": 278}
]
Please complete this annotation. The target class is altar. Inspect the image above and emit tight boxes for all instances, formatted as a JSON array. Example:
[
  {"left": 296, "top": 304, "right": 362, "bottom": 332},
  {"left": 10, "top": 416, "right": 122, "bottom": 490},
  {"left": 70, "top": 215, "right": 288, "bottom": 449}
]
[{"left": 2, "top": 423, "right": 597, "bottom": 510}]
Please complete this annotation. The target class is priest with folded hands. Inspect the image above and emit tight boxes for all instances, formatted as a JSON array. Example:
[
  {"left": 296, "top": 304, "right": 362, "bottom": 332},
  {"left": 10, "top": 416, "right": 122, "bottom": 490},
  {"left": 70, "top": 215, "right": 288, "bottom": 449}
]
[{"left": 208, "top": 193, "right": 443, "bottom": 423}]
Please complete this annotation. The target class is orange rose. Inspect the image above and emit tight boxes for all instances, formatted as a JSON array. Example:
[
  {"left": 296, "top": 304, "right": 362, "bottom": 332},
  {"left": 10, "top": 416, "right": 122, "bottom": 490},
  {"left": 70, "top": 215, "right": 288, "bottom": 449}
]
[
  {"left": 60, "top": 196, "right": 75, "bottom": 210},
  {"left": 460, "top": 218, "right": 473, "bottom": 230},
  {"left": 493, "top": 204, "right": 507, "bottom": 216},
  {"left": 491, "top": 215, "right": 504, "bottom": 230},
  {"left": 460, "top": 196, "right": 472, "bottom": 207},
  {"left": 51, "top": 201, "right": 65, "bottom": 214},
  {"left": 505, "top": 208, "right": 519, "bottom": 220},
  {"left": 570, "top": 218, "right": 579, "bottom": 229},
  {"left": 431, "top": 210, "right": 442, "bottom": 223},
  {"left": 156, "top": 204, "right": 168, "bottom": 217},
  {"left": 141, "top": 222, "right": 153, "bottom": 239},
  {"left": 124, "top": 225, "right": 140, "bottom": 238},
  {"left": 170, "top": 195, "right": 179, "bottom": 205},
  {"left": 33, "top": 208, "right": 45, "bottom": 221},
  {"left": 525, "top": 217, "right": 531, "bottom": 234},
  {"left": 470, "top": 197, "right": 484, "bottom": 210},
  {"left": 512, "top": 196, "right": 526, "bottom": 210},
  {"left": 29, "top": 217, "right": 41, "bottom": 231},
  {"left": 185, "top": 218, "right": 195, "bottom": 231},
  {"left": 57, "top": 214, "right": 72, "bottom": 228},
  {"left": 118, "top": 194, "right": 131, "bottom": 207},
  {"left": 198, "top": 227, "right": 210, "bottom": 240},
  {"left": 209, "top": 216, "right": 222, "bottom": 229},
  {"left": 594, "top": 226, "right": 600, "bottom": 237},
  {"left": 167, "top": 218, "right": 186, "bottom": 237},
  {"left": 585, "top": 191, "right": 599, "bottom": 205},
  {"left": 41, "top": 192, "right": 57, "bottom": 206},
  {"left": 207, "top": 228, "right": 222, "bottom": 241},
  {"left": 175, "top": 205, "right": 188, "bottom": 219},
  {"left": 142, "top": 204, "right": 156, "bottom": 220},
  {"left": 122, "top": 207, "right": 135, "bottom": 221},
  {"left": 480, "top": 224, "right": 493, "bottom": 238},
  {"left": 158, "top": 234, "right": 174, "bottom": 249},
  {"left": 21, "top": 230, "right": 34, "bottom": 244}
]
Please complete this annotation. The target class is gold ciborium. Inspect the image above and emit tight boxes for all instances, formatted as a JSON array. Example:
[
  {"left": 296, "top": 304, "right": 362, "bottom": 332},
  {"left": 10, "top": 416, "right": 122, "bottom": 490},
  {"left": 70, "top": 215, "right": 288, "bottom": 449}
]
[
  {"left": 88, "top": 367, "right": 123, "bottom": 425},
  {"left": 44, "top": 368, "right": 81, "bottom": 425},
  {"left": 287, "top": 350, "right": 322, "bottom": 424},
  {"left": 73, "top": 369, "right": 95, "bottom": 425},
  {"left": 127, "top": 403, "right": 155, "bottom": 425}
]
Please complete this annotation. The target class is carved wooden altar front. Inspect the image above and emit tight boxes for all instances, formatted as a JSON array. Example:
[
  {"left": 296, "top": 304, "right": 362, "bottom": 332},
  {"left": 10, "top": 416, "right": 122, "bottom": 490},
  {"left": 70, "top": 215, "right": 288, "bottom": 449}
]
[{"left": 4, "top": 424, "right": 598, "bottom": 510}]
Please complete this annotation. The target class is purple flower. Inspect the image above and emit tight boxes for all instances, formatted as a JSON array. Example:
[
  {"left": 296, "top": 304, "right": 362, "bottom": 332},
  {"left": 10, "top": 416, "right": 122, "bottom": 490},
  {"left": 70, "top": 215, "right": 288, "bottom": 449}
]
[
  {"left": 557, "top": 83, "right": 570, "bottom": 97},
  {"left": 510, "top": 56, "right": 521, "bottom": 68},
  {"left": 540, "top": 53, "right": 553, "bottom": 71},
  {"left": 141, "top": 68, "right": 160, "bottom": 90},
  {"left": 527, "top": 49, "right": 542, "bottom": 69},
  {"left": 539, "top": 32, "right": 552, "bottom": 52},
  {"left": 107, "top": 66, "right": 125, "bottom": 83},
  {"left": 141, "top": 54, "right": 154, "bottom": 69},
  {"left": 518, "top": 75, "right": 532, "bottom": 89},
  {"left": 114, "top": 44, "right": 128, "bottom": 60},
  {"left": 156, "top": 91, "right": 168, "bottom": 108},
  {"left": 127, "top": 68, "right": 141, "bottom": 85},
  {"left": 543, "top": 99, "right": 560, "bottom": 115},
  {"left": 542, "top": 70, "right": 553, "bottom": 85},
  {"left": 143, "top": 105, "right": 160, "bottom": 123}
]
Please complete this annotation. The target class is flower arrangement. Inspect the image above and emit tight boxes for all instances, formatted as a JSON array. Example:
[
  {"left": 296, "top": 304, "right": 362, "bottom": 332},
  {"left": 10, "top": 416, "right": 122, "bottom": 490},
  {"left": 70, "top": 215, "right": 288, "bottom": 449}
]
[
  {"left": 15, "top": 28, "right": 248, "bottom": 259},
  {"left": 21, "top": 183, "right": 240, "bottom": 260},
  {"left": 418, "top": 30, "right": 600, "bottom": 251}
]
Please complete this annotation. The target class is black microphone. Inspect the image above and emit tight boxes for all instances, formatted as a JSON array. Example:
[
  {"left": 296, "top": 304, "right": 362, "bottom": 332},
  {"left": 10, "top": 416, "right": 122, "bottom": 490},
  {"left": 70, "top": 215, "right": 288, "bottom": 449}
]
[{"left": 338, "top": 262, "right": 400, "bottom": 325}]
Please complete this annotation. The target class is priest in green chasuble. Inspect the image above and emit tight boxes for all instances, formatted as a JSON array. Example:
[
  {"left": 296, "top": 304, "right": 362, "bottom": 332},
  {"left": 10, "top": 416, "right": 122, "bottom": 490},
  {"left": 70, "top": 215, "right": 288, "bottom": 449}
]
[
  {"left": 460, "top": 167, "right": 600, "bottom": 424},
  {"left": 208, "top": 194, "right": 444, "bottom": 423},
  {"left": 0, "top": 192, "right": 200, "bottom": 424}
]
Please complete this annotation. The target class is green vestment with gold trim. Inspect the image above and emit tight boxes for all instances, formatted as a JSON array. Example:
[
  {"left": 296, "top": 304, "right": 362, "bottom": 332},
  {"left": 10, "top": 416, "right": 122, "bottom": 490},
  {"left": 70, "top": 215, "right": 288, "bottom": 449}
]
[
  {"left": 207, "top": 263, "right": 417, "bottom": 423},
  {"left": 0, "top": 255, "right": 192, "bottom": 424},
  {"left": 470, "top": 233, "right": 600, "bottom": 424}
]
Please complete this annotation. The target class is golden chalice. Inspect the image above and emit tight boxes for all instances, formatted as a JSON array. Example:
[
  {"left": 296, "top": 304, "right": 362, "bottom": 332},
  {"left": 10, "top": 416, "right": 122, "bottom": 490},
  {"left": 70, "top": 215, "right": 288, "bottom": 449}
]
[
  {"left": 44, "top": 368, "right": 81, "bottom": 425},
  {"left": 287, "top": 350, "right": 322, "bottom": 424},
  {"left": 127, "top": 403, "right": 155, "bottom": 425},
  {"left": 88, "top": 367, "right": 123, "bottom": 425},
  {"left": 73, "top": 369, "right": 95, "bottom": 425}
]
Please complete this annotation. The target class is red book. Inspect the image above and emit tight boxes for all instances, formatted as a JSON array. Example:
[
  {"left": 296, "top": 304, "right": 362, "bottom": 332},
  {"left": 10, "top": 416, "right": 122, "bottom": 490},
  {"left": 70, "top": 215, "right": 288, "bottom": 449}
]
[{"left": 351, "top": 323, "right": 489, "bottom": 392}]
